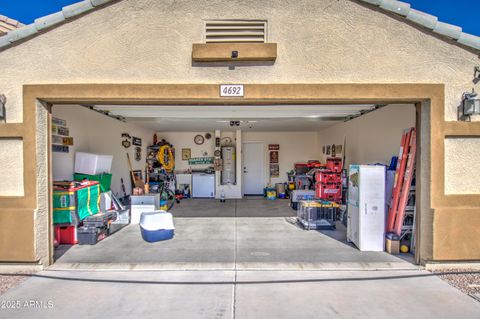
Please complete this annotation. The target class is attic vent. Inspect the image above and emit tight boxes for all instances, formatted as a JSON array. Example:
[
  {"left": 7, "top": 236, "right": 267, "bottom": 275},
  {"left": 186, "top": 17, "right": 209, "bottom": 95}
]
[{"left": 205, "top": 20, "right": 267, "bottom": 43}]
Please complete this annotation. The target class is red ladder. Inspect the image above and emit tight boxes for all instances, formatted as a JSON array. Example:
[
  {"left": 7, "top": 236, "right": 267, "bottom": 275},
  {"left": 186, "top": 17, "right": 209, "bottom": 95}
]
[{"left": 386, "top": 127, "right": 416, "bottom": 235}]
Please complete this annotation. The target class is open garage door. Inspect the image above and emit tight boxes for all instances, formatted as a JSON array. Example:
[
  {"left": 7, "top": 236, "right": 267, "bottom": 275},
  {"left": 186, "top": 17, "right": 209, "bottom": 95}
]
[{"left": 49, "top": 102, "right": 419, "bottom": 270}]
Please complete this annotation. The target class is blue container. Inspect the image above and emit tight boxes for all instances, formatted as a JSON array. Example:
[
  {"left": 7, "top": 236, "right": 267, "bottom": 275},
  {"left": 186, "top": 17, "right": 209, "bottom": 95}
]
[
  {"left": 139, "top": 211, "right": 175, "bottom": 243},
  {"left": 141, "top": 228, "right": 174, "bottom": 242}
]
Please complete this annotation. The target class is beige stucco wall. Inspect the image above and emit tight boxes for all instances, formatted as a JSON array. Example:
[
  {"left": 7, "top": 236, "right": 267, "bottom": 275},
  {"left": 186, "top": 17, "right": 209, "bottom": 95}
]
[
  {"left": 445, "top": 137, "right": 480, "bottom": 194},
  {"left": 0, "top": 0, "right": 479, "bottom": 264},
  {"left": 0, "top": 0, "right": 477, "bottom": 198}
]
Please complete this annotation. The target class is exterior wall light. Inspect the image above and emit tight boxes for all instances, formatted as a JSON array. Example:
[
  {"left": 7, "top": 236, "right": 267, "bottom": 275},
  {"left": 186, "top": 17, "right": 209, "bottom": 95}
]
[
  {"left": 0, "top": 94, "right": 6, "bottom": 121},
  {"left": 462, "top": 89, "right": 480, "bottom": 118}
]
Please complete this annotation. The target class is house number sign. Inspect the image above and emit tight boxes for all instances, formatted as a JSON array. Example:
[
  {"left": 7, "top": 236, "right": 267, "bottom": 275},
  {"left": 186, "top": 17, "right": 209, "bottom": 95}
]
[{"left": 220, "top": 84, "right": 244, "bottom": 97}]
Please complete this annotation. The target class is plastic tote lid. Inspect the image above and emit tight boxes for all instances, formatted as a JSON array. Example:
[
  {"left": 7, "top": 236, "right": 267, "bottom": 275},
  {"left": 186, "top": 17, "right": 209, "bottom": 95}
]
[{"left": 140, "top": 211, "right": 175, "bottom": 231}]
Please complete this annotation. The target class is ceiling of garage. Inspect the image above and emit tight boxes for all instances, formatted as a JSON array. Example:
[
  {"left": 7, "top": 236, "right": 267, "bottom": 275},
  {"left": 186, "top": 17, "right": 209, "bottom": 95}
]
[{"left": 89, "top": 104, "right": 377, "bottom": 131}]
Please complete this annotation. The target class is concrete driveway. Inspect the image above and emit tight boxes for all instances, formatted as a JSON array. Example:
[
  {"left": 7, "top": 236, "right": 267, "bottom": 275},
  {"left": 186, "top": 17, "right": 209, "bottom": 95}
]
[{"left": 1, "top": 269, "right": 479, "bottom": 318}]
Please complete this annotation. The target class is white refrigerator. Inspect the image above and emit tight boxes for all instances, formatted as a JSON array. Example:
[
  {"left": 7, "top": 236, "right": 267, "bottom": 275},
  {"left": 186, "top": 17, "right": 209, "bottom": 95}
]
[{"left": 347, "top": 165, "right": 386, "bottom": 251}]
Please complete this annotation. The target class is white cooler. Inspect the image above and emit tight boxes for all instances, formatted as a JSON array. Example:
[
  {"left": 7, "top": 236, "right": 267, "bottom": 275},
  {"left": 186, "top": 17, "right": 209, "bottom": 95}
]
[{"left": 140, "top": 211, "right": 175, "bottom": 242}]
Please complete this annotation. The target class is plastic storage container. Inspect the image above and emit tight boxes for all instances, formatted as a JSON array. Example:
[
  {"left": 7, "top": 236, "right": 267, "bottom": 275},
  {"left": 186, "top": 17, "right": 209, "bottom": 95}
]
[
  {"left": 73, "top": 173, "right": 112, "bottom": 192},
  {"left": 315, "top": 171, "right": 341, "bottom": 183},
  {"left": 326, "top": 158, "right": 343, "bottom": 173},
  {"left": 297, "top": 200, "right": 338, "bottom": 230},
  {"left": 54, "top": 225, "right": 78, "bottom": 244},
  {"left": 74, "top": 152, "right": 113, "bottom": 175},
  {"left": 290, "top": 190, "right": 316, "bottom": 210},
  {"left": 315, "top": 183, "right": 342, "bottom": 202},
  {"left": 139, "top": 211, "right": 174, "bottom": 242},
  {"left": 77, "top": 226, "right": 108, "bottom": 245},
  {"left": 83, "top": 211, "right": 117, "bottom": 228}
]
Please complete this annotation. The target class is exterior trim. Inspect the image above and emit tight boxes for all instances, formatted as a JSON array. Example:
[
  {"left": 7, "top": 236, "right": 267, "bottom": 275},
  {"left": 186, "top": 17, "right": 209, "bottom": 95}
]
[{"left": 192, "top": 43, "right": 277, "bottom": 62}]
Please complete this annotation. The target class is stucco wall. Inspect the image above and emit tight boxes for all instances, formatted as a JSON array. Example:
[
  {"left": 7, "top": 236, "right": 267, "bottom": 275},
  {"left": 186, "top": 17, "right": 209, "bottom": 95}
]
[
  {"left": 0, "top": 0, "right": 477, "bottom": 198},
  {"left": 0, "top": 0, "right": 479, "bottom": 264}
]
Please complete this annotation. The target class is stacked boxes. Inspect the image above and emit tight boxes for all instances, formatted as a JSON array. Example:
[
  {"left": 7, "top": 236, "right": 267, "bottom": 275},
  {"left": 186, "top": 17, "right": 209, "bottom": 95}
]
[
  {"left": 315, "top": 158, "right": 343, "bottom": 203},
  {"left": 297, "top": 200, "right": 339, "bottom": 230},
  {"left": 53, "top": 181, "right": 101, "bottom": 245}
]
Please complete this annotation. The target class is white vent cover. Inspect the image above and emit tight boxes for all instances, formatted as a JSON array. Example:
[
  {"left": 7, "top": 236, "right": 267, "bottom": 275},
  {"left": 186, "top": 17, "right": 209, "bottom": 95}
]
[{"left": 205, "top": 20, "right": 267, "bottom": 43}]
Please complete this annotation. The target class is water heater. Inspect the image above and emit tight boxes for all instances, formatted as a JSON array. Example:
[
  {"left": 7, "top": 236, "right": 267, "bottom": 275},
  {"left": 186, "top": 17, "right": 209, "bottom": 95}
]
[{"left": 221, "top": 146, "right": 236, "bottom": 185}]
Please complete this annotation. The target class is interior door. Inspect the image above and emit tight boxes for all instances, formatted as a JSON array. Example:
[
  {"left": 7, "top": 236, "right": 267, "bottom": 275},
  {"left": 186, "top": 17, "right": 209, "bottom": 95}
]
[{"left": 243, "top": 143, "right": 265, "bottom": 195}]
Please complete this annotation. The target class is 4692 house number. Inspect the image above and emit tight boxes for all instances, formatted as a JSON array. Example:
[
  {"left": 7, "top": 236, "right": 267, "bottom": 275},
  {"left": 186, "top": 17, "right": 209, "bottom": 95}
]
[{"left": 220, "top": 85, "right": 244, "bottom": 97}]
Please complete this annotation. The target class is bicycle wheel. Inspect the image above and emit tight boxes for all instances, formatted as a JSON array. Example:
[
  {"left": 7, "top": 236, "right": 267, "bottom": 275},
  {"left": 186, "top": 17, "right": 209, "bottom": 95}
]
[{"left": 162, "top": 188, "right": 176, "bottom": 211}]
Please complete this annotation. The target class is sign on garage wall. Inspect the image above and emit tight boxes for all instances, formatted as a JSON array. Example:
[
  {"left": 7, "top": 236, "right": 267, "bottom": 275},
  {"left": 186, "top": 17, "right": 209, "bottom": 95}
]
[
  {"left": 188, "top": 157, "right": 214, "bottom": 165},
  {"left": 268, "top": 144, "right": 279, "bottom": 150}
]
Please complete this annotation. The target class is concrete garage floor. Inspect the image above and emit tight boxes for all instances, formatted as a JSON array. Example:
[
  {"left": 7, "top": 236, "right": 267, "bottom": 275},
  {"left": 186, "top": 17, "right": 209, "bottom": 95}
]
[{"left": 52, "top": 199, "right": 414, "bottom": 270}]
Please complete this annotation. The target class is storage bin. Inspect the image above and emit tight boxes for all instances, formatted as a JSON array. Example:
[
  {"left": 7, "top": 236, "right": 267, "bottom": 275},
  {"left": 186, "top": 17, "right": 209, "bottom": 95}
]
[
  {"left": 315, "top": 182, "right": 342, "bottom": 202},
  {"left": 326, "top": 158, "right": 343, "bottom": 173},
  {"left": 53, "top": 181, "right": 100, "bottom": 225},
  {"left": 54, "top": 225, "right": 78, "bottom": 244},
  {"left": 77, "top": 226, "right": 108, "bottom": 245},
  {"left": 294, "top": 163, "right": 309, "bottom": 175},
  {"left": 297, "top": 200, "right": 338, "bottom": 230},
  {"left": 266, "top": 188, "right": 276, "bottom": 200},
  {"left": 315, "top": 172, "right": 341, "bottom": 183},
  {"left": 290, "top": 190, "right": 316, "bottom": 202},
  {"left": 74, "top": 152, "right": 113, "bottom": 175},
  {"left": 73, "top": 173, "right": 112, "bottom": 192},
  {"left": 83, "top": 211, "right": 117, "bottom": 228},
  {"left": 131, "top": 194, "right": 160, "bottom": 206},
  {"left": 139, "top": 211, "right": 174, "bottom": 242}
]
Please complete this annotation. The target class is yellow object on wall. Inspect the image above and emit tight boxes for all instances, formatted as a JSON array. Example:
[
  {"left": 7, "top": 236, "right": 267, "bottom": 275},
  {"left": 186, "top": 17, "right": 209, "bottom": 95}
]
[{"left": 157, "top": 145, "right": 175, "bottom": 172}]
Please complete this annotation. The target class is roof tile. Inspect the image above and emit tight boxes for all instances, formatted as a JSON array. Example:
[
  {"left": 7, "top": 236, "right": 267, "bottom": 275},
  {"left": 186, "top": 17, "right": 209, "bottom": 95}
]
[
  {"left": 62, "top": 1, "right": 94, "bottom": 19},
  {"left": 433, "top": 21, "right": 463, "bottom": 40},
  {"left": 35, "top": 12, "right": 66, "bottom": 31},
  {"left": 380, "top": 0, "right": 411, "bottom": 17}
]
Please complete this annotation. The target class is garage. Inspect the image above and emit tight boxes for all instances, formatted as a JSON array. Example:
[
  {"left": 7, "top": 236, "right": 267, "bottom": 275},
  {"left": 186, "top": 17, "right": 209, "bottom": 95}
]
[
  {"left": 49, "top": 99, "right": 418, "bottom": 269},
  {"left": 1, "top": 0, "right": 479, "bottom": 270}
]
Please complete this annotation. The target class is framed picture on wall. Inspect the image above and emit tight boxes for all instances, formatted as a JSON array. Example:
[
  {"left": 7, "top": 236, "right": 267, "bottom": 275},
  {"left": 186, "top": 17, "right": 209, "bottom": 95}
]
[
  {"left": 270, "top": 164, "right": 279, "bottom": 178},
  {"left": 182, "top": 148, "right": 191, "bottom": 160},
  {"left": 269, "top": 151, "right": 279, "bottom": 164}
]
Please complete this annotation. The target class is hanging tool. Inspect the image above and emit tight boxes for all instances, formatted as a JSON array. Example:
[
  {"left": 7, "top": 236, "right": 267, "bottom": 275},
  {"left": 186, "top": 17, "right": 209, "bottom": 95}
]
[{"left": 127, "top": 153, "right": 143, "bottom": 188}]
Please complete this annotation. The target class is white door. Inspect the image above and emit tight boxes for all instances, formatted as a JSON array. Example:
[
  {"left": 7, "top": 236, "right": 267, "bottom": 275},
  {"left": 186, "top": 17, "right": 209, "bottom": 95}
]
[{"left": 243, "top": 143, "right": 265, "bottom": 195}]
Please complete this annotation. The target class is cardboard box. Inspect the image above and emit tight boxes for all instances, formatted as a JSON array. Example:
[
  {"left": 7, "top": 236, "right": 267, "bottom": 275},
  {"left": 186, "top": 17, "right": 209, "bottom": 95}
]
[{"left": 386, "top": 238, "right": 400, "bottom": 255}]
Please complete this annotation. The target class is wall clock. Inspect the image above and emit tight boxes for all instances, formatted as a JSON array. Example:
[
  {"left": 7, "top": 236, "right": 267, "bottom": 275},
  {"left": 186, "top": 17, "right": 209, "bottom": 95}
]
[{"left": 194, "top": 134, "right": 205, "bottom": 145}]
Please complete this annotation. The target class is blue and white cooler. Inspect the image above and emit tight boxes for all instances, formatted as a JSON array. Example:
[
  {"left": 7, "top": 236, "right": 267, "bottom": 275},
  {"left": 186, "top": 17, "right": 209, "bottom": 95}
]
[{"left": 139, "top": 211, "right": 175, "bottom": 242}]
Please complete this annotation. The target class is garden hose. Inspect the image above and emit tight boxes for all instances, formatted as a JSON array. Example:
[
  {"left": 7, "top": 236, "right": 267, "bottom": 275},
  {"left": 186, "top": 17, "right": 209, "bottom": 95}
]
[{"left": 157, "top": 145, "right": 174, "bottom": 172}]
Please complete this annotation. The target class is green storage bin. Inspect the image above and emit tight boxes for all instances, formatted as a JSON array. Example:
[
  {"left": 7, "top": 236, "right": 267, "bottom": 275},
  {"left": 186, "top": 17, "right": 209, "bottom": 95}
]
[
  {"left": 73, "top": 173, "right": 112, "bottom": 192},
  {"left": 53, "top": 182, "right": 100, "bottom": 225}
]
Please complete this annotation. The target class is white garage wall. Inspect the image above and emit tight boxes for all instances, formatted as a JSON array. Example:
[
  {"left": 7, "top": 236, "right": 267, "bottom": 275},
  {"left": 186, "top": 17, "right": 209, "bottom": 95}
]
[
  {"left": 157, "top": 130, "right": 319, "bottom": 187},
  {"left": 317, "top": 104, "right": 416, "bottom": 167},
  {"left": 242, "top": 131, "right": 320, "bottom": 185},
  {"left": 52, "top": 105, "right": 155, "bottom": 196}
]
